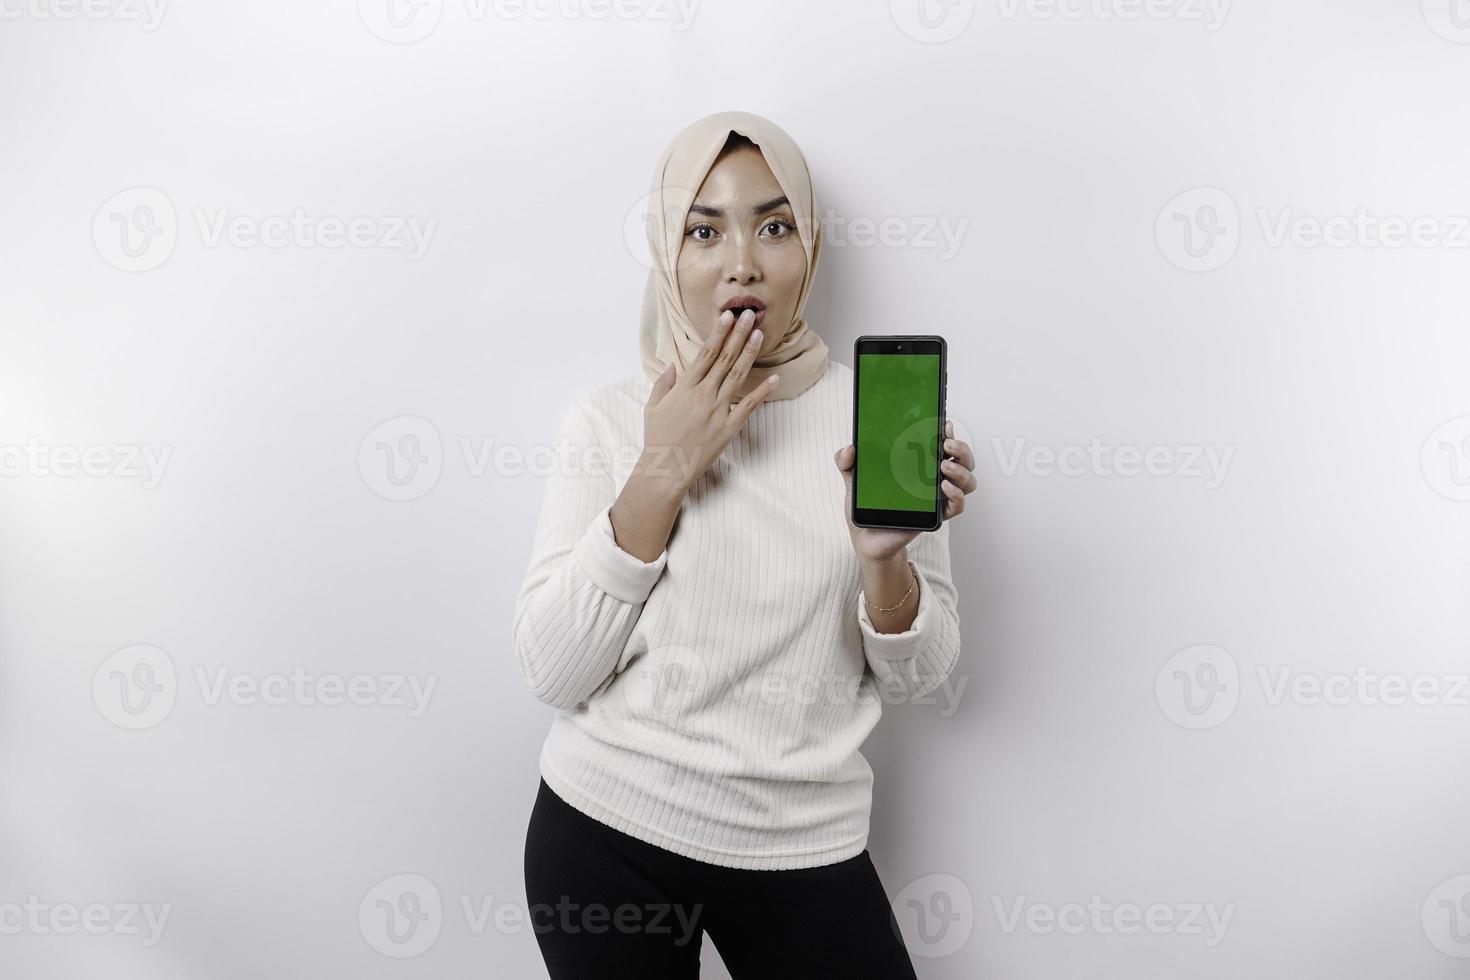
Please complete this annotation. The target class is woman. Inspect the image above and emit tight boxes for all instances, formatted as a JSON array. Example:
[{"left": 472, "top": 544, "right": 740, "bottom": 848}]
[{"left": 514, "top": 110, "right": 975, "bottom": 978}]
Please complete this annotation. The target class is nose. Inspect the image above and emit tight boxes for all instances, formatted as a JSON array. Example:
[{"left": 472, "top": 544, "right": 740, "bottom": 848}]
[{"left": 725, "top": 233, "right": 762, "bottom": 285}]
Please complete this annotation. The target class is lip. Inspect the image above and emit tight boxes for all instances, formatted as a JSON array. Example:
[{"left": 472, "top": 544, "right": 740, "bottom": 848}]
[
  {"left": 721, "top": 295, "right": 767, "bottom": 314},
  {"left": 720, "top": 296, "right": 767, "bottom": 329}
]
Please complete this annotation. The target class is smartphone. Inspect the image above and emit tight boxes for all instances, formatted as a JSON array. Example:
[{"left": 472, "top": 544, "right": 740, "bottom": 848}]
[{"left": 851, "top": 335, "right": 948, "bottom": 531}]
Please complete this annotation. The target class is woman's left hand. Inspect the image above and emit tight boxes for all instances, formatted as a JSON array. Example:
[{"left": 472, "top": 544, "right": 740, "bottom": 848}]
[{"left": 833, "top": 419, "right": 976, "bottom": 563}]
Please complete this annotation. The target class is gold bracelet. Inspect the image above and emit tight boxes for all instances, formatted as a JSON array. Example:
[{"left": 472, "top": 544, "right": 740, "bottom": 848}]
[{"left": 864, "top": 560, "right": 918, "bottom": 615}]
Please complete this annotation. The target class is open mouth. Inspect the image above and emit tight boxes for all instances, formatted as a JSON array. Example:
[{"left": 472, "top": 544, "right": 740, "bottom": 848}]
[{"left": 721, "top": 297, "right": 767, "bottom": 327}]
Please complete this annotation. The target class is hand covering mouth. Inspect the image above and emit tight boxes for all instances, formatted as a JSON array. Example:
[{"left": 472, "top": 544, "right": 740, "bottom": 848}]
[{"left": 721, "top": 296, "right": 767, "bottom": 321}]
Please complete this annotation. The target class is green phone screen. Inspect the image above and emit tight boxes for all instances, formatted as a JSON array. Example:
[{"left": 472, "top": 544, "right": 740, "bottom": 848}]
[{"left": 855, "top": 353, "right": 941, "bottom": 512}]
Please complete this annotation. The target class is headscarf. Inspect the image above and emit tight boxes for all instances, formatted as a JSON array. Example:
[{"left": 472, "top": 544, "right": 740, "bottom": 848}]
[{"left": 638, "top": 110, "right": 830, "bottom": 402}]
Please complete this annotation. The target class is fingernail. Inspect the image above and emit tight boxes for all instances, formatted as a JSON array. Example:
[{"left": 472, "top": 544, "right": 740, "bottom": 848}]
[
  {"left": 751, "top": 329, "right": 763, "bottom": 344},
  {"left": 769, "top": 373, "right": 780, "bottom": 384}
]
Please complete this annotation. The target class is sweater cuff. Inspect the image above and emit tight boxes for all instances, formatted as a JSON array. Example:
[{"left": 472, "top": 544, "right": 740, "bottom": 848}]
[
  {"left": 857, "top": 562, "right": 936, "bottom": 661},
  {"left": 572, "top": 503, "right": 668, "bottom": 604}
]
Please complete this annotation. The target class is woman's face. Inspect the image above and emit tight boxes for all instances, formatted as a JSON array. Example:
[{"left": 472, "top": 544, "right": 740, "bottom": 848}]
[{"left": 676, "top": 146, "right": 808, "bottom": 354}]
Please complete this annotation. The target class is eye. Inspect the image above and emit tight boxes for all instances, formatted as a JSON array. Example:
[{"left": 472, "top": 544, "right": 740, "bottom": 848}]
[
  {"left": 761, "top": 217, "right": 795, "bottom": 240},
  {"left": 685, "top": 222, "right": 718, "bottom": 242}
]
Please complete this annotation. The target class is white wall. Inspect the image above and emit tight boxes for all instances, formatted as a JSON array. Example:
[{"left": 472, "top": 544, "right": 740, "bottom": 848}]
[{"left": 2, "top": 1, "right": 1468, "bottom": 976}]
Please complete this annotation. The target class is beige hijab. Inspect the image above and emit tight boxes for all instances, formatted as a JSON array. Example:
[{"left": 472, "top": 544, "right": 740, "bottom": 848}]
[{"left": 639, "top": 110, "right": 830, "bottom": 402}]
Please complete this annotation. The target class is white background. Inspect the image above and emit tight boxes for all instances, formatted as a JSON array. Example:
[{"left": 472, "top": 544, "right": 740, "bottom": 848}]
[{"left": 3, "top": 0, "right": 1469, "bottom": 976}]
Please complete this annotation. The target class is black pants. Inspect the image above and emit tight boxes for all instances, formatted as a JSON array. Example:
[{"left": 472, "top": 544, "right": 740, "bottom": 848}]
[{"left": 523, "top": 777, "right": 919, "bottom": 979}]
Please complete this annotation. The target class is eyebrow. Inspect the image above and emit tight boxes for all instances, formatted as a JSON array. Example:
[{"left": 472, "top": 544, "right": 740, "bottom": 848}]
[{"left": 688, "top": 195, "right": 790, "bottom": 219}]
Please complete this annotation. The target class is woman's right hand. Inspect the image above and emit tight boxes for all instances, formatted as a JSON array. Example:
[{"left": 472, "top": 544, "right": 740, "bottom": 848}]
[{"left": 638, "top": 308, "right": 776, "bottom": 496}]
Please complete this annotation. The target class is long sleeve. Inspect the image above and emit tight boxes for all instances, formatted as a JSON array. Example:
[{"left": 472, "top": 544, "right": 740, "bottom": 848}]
[
  {"left": 856, "top": 518, "right": 963, "bottom": 701},
  {"left": 522, "top": 363, "right": 968, "bottom": 871},
  {"left": 511, "top": 399, "right": 668, "bottom": 711}
]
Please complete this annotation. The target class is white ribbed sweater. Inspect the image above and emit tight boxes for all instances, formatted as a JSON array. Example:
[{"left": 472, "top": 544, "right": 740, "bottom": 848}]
[{"left": 512, "top": 359, "right": 962, "bottom": 870}]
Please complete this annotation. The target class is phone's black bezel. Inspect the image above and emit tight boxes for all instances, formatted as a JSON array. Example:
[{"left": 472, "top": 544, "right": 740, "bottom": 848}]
[{"left": 851, "top": 335, "right": 948, "bottom": 532}]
